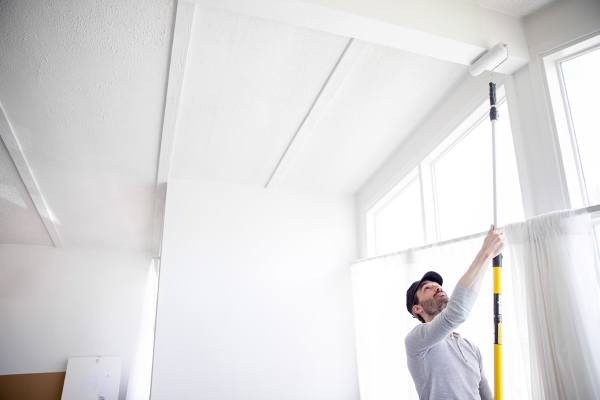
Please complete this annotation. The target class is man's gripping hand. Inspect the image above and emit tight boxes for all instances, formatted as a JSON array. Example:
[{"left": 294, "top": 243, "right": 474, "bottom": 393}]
[{"left": 480, "top": 225, "right": 504, "bottom": 260}]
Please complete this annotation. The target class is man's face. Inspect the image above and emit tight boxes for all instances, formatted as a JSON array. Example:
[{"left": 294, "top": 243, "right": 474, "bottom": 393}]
[{"left": 414, "top": 280, "right": 448, "bottom": 319}]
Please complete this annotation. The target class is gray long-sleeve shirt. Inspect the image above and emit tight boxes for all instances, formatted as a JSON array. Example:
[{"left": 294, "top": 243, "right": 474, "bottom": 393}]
[{"left": 405, "top": 283, "right": 492, "bottom": 400}]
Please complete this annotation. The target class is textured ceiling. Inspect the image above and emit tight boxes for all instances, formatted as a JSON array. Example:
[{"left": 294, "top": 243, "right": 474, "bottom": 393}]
[{"left": 0, "top": 0, "right": 174, "bottom": 250}]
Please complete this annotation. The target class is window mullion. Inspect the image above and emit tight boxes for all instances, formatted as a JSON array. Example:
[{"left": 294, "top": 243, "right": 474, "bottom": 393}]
[{"left": 420, "top": 162, "right": 438, "bottom": 243}]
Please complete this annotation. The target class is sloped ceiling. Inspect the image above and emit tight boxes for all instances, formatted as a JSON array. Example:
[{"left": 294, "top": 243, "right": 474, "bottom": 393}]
[
  {"left": 170, "top": 7, "right": 467, "bottom": 194},
  {"left": 170, "top": 8, "right": 350, "bottom": 187},
  {"left": 271, "top": 43, "right": 467, "bottom": 193}
]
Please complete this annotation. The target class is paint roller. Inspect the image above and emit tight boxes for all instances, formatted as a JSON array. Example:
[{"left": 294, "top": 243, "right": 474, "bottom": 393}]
[
  {"left": 469, "top": 42, "right": 509, "bottom": 400},
  {"left": 469, "top": 43, "right": 508, "bottom": 77}
]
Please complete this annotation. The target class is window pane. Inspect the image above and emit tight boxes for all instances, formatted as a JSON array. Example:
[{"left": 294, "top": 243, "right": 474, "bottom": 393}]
[
  {"left": 561, "top": 47, "right": 600, "bottom": 205},
  {"left": 373, "top": 177, "right": 424, "bottom": 255},
  {"left": 433, "top": 102, "right": 524, "bottom": 240},
  {"left": 495, "top": 103, "right": 525, "bottom": 226},
  {"left": 433, "top": 117, "right": 491, "bottom": 240}
]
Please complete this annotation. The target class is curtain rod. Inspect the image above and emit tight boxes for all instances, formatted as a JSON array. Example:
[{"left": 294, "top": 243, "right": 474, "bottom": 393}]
[{"left": 353, "top": 203, "right": 600, "bottom": 265}]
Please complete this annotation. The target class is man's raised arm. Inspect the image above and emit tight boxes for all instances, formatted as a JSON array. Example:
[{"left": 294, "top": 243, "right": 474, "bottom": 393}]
[{"left": 405, "top": 226, "right": 504, "bottom": 356}]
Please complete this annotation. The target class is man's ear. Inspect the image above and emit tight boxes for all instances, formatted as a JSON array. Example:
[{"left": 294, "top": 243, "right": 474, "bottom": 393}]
[{"left": 411, "top": 304, "right": 422, "bottom": 317}]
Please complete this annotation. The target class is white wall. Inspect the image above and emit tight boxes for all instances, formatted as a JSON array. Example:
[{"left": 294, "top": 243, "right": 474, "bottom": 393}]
[
  {"left": 151, "top": 180, "right": 359, "bottom": 400},
  {"left": 0, "top": 245, "right": 150, "bottom": 400}
]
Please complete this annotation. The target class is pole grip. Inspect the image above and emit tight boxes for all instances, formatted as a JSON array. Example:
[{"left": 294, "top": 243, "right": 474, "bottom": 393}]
[
  {"left": 493, "top": 253, "right": 502, "bottom": 268},
  {"left": 489, "top": 82, "right": 498, "bottom": 121},
  {"left": 493, "top": 253, "right": 502, "bottom": 343}
]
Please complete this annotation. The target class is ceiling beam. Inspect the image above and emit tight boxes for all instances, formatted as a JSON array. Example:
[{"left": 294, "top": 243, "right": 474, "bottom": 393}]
[
  {"left": 0, "top": 102, "right": 62, "bottom": 247},
  {"left": 192, "top": 0, "right": 529, "bottom": 74},
  {"left": 156, "top": 0, "right": 197, "bottom": 185},
  {"left": 153, "top": 0, "right": 196, "bottom": 255}
]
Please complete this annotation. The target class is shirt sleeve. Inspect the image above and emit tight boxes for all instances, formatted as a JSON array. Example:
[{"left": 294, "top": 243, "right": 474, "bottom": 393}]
[
  {"left": 478, "top": 346, "right": 493, "bottom": 400},
  {"left": 405, "top": 283, "right": 477, "bottom": 356}
]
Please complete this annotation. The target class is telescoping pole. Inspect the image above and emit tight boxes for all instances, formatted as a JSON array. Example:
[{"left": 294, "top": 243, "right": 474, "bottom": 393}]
[{"left": 489, "top": 82, "right": 503, "bottom": 400}]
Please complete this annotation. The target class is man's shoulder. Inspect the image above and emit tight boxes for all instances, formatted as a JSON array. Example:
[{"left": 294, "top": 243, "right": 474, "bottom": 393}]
[
  {"left": 405, "top": 323, "right": 423, "bottom": 340},
  {"left": 458, "top": 335, "right": 481, "bottom": 355},
  {"left": 404, "top": 323, "right": 430, "bottom": 349}
]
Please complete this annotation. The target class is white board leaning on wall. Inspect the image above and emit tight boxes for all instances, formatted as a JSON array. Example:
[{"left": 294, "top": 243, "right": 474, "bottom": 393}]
[{"left": 61, "top": 356, "right": 121, "bottom": 400}]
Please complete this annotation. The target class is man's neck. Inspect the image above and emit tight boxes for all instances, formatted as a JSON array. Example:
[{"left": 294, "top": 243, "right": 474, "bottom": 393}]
[{"left": 422, "top": 313, "right": 438, "bottom": 323}]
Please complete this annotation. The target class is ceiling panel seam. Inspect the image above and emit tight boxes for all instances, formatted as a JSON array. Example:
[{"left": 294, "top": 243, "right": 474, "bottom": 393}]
[
  {"left": 0, "top": 102, "right": 62, "bottom": 247},
  {"left": 264, "top": 37, "right": 355, "bottom": 188}
]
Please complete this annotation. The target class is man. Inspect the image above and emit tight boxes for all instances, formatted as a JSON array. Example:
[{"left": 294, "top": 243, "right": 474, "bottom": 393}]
[{"left": 405, "top": 226, "right": 504, "bottom": 400}]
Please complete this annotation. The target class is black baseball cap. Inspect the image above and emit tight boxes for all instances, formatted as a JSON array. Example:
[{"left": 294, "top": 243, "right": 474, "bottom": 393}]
[{"left": 406, "top": 271, "right": 443, "bottom": 316}]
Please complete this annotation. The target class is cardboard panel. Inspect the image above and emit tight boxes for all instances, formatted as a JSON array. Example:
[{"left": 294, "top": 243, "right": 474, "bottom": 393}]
[{"left": 0, "top": 372, "right": 65, "bottom": 400}]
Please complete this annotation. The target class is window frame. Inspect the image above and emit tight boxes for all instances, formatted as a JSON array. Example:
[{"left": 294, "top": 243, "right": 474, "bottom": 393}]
[
  {"left": 543, "top": 33, "right": 600, "bottom": 208},
  {"left": 366, "top": 167, "right": 423, "bottom": 257}
]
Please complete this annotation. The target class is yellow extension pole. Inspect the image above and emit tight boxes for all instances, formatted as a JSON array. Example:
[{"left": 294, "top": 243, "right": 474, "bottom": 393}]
[
  {"left": 493, "top": 254, "right": 502, "bottom": 399},
  {"left": 489, "top": 82, "right": 503, "bottom": 400}
]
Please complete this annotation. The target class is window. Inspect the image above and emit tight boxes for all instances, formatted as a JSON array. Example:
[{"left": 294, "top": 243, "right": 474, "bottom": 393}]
[
  {"left": 545, "top": 34, "right": 600, "bottom": 208},
  {"left": 366, "top": 169, "right": 424, "bottom": 256},
  {"left": 367, "top": 88, "right": 524, "bottom": 256},
  {"left": 431, "top": 115, "right": 493, "bottom": 240},
  {"left": 428, "top": 99, "right": 524, "bottom": 240}
]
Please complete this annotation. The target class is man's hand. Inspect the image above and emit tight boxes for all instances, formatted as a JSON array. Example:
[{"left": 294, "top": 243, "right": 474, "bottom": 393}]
[
  {"left": 480, "top": 225, "right": 504, "bottom": 259},
  {"left": 458, "top": 225, "right": 505, "bottom": 290}
]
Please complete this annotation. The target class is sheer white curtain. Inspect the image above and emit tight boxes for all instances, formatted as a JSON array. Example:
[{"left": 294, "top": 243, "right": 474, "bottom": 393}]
[
  {"left": 351, "top": 235, "right": 529, "bottom": 400},
  {"left": 352, "top": 210, "right": 600, "bottom": 400},
  {"left": 505, "top": 210, "right": 600, "bottom": 399}
]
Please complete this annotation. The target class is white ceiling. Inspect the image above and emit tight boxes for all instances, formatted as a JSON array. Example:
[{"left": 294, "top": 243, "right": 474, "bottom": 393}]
[
  {"left": 273, "top": 42, "right": 466, "bottom": 193},
  {"left": 0, "top": 0, "right": 553, "bottom": 249},
  {"left": 170, "top": 7, "right": 468, "bottom": 194},
  {"left": 170, "top": 8, "right": 350, "bottom": 186}
]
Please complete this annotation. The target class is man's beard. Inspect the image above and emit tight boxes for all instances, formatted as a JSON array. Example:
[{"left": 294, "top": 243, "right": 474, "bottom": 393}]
[{"left": 420, "top": 296, "right": 449, "bottom": 318}]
